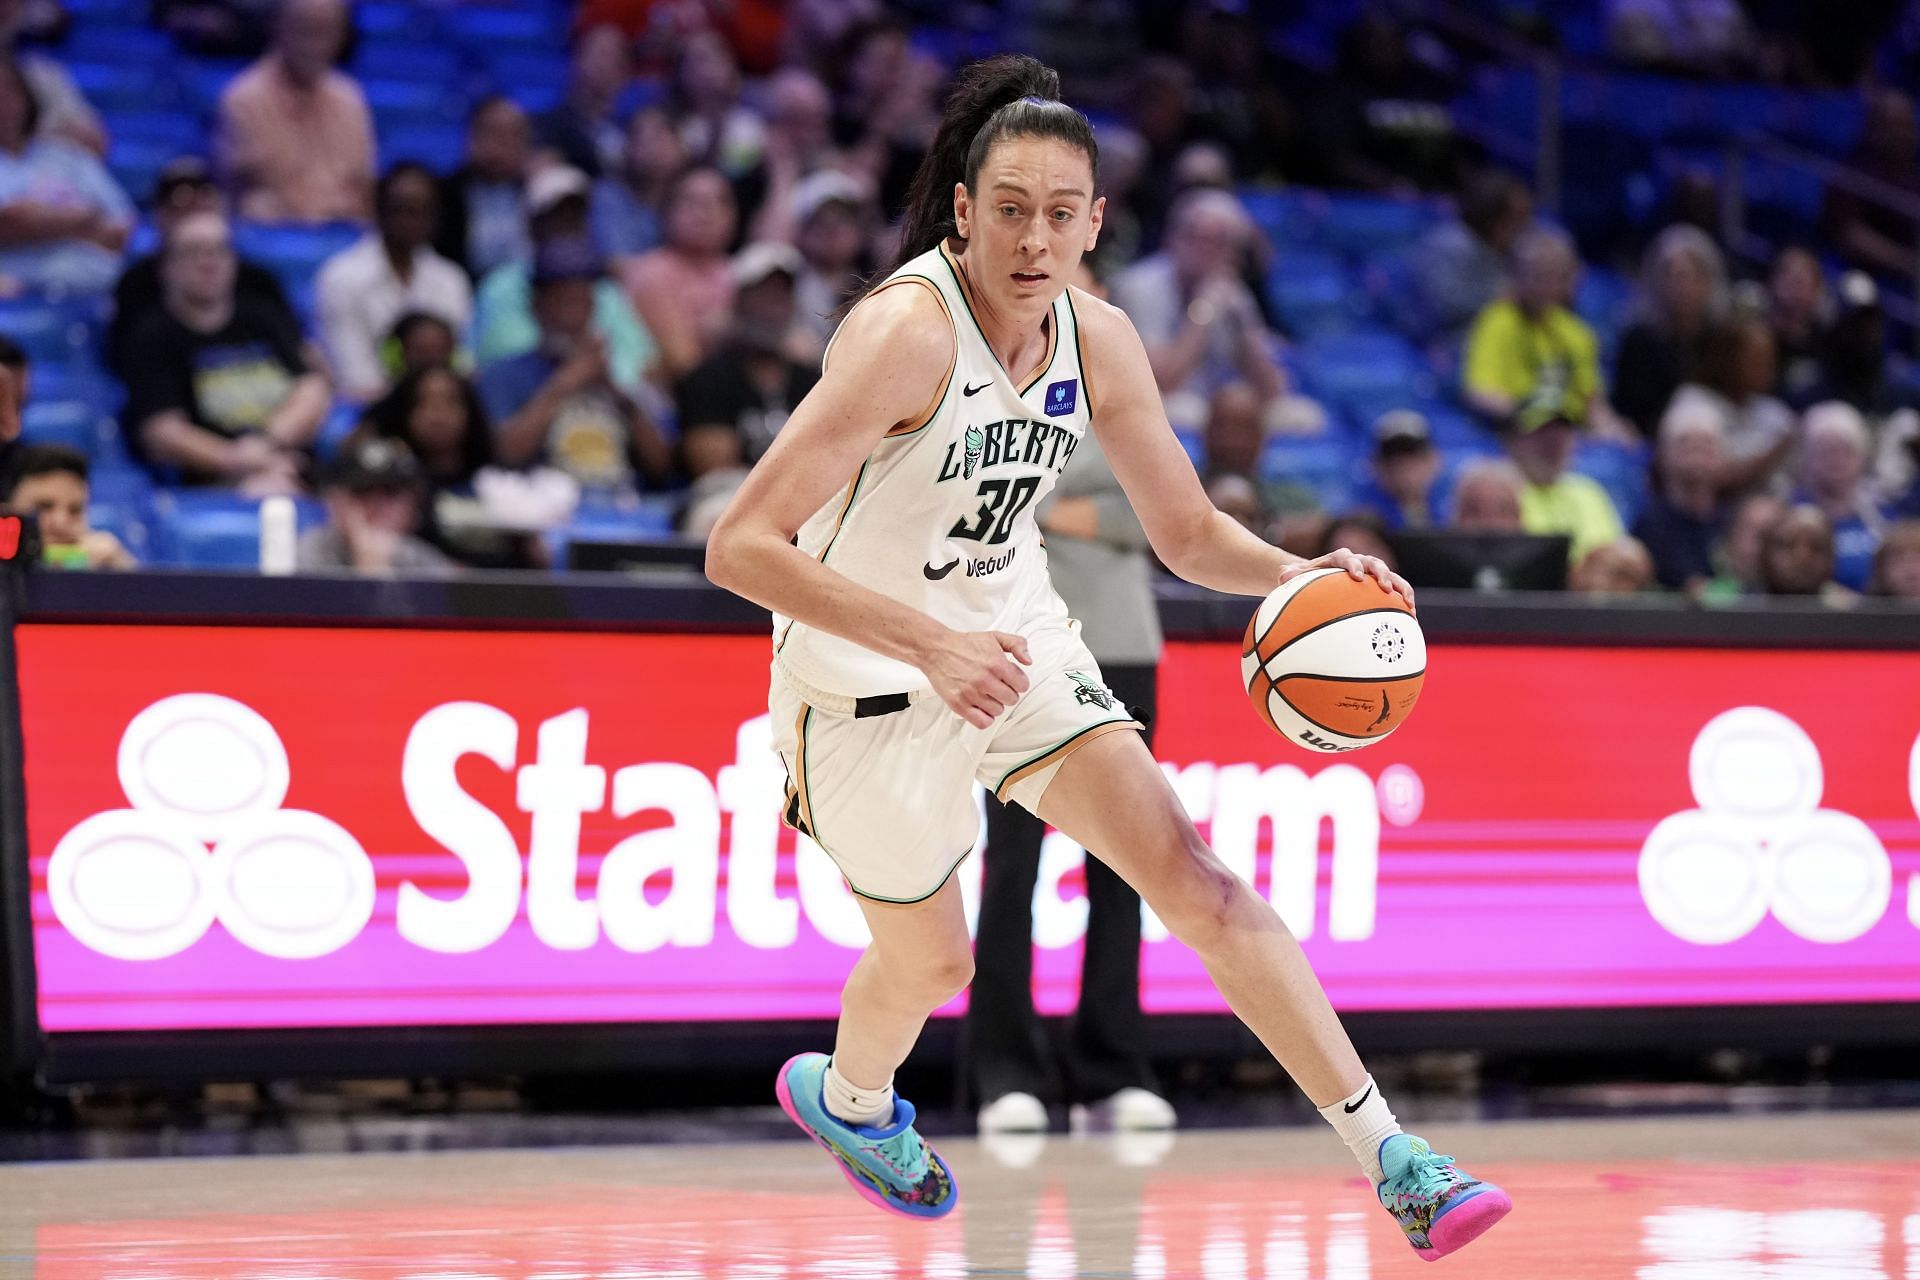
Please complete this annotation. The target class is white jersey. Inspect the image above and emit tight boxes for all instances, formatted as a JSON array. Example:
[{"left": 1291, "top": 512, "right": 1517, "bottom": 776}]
[{"left": 774, "top": 243, "right": 1095, "bottom": 698}]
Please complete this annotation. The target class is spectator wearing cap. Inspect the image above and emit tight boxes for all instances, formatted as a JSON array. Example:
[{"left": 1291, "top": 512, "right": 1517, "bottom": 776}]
[
  {"left": 2, "top": 444, "right": 134, "bottom": 569},
  {"left": 620, "top": 165, "right": 739, "bottom": 383},
  {"left": 536, "top": 24, "right": 630, "bottom": 180},
  {"left": 216, "top": 0, "right": 374, "bottom": 224},
  {"left": 594, "top": 105, "right": 685, "bottom": 260},
  {"left": 1791, "top": 400, "right": 1886, "bottom": 592},
  {"left": 298, "top": 437, "right": 455, "bottom": 575},
  {"left": 675, "top": 242, "right": 818, "bottom": 489},
  {"left": 472, "top": 166, "right": 657, "bottom": 388},
  {"left": 789, "top": 170, "right": 872, "bottom": 360},
  {"left": 0, "top": 0, "right": 102, "bottom": 153},
  {"left": 316, "top": 163, "right": 473, "bottom": 402},
  {"left": 437, "top": 96, "right": 534, "bottom": 281},
  {"left": 1463, "top": 227, "right": 1617, "bottom": 434},
  {"left": 123, "top": 208, "right": 328, "bottom": 492},
  {"left": 0, "top": 54, "right": 130, "bottom": 295},
  {"left": 477, "top": 237, "right": 670, "bottom": 496},
  {"left": 1349, "top": 410, "right": 1441, "bottom": 532},
  {"left": 1503, "top": 397, "right": 1626, "bottom": 564},
  {"left": 109, "top": 157, "right": 297, "bottom": 376},
  {"left": 1633, "top": 394, "right": 1728, "bottom": 592},
  {"left": 1410, "top": 168, "right": 1533, "bottom": 344},
  {"left": 1110, "top": 187, "right": 1287, "bottom": 428}
]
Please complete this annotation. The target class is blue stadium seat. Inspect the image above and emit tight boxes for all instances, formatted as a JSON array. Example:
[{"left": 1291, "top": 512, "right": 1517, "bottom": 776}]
[
  {"left": 65, "top": 59, "right": 168, "bottom": 112},
  {"left": 380, "top": 122, "right": 468, "bottom": 174},
  {"left": 149, "top": 491, "right": 325, "bottom": 568},
  {"left": 1173, "top": 425, "right": 1204, "bottom": 470},
  {"left": 352, "top": 41, "right": 464, "bottom": 85},
  {"left": 1240, "top": 188, "right": 1317, "bottom": 249},
  {"left": 102, "top": 107, "right": 200, "bottom": 149},
  {"left": 65, "top": 0, "right": 151, "bottom": 20},
  {"left": 20, "top": 400, "right": 104, "bottom": 452},
  {"left": 1266, "top": 251, "right": 1365, "bottom": 339},
  {"left": 1295, "top": 331, "right": 1433, "bottom": 419},
  {"left": 356, "top": 0, "right": 437, "bottom": 41},
  {"left": 1572, "top": 438, "right": 1651, "bottom": 528},
  {"left": 107, "top": 136, "right": 178, "bottom": 204},
  {"left": 177, "top": 58, "right": 248, "bottom": 113},
  {"left": 445, "top": 6, "right": 563, "bottom": 51},
  {"left": 61, "top": 21, "right": 175, "bottom": 64},
  {"left": 1260, "top": 436, "right": 1361, "bottom": 510},
  {"left": 482, "top": 50, "right": 571, "bottom": 111},
  {"left": 232, "top": 221, "right": 365, "bottom": 289},
  {"left": 363, "top": 78, "right": 463, "bottom": 124},
  {"left": 0, "top": 298, "right": 90, "bottom": 364},
  {"left": 1314, "top": 193, "right": 1437, "bottom": 260},
  {"left": 31, "top": 363, "right": 122, "bottom": 414}
]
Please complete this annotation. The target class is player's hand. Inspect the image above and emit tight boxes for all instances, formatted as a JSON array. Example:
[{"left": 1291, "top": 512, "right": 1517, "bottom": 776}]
[
  {"left": 921, "top": 629, "right": 1033, "bottom": 729},
  {"left": 1287, "top": 547, "right": 1415, "bottom": 611}
]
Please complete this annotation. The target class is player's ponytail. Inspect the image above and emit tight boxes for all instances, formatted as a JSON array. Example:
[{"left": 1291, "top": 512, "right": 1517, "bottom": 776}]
[{"left": 887, "top": 54, "right": 1097, "bottom": 273}]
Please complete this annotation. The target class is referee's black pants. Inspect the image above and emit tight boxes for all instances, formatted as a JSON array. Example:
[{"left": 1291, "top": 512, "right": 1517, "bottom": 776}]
[{"left": 968, "top": 661, "right": 1160, "bottom": 1107}]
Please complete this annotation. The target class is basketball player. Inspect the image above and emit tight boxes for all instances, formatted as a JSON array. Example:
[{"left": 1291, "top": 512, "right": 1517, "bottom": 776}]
[{"left": 706, "top": 55, "right": 1511, "bottom": 1261}]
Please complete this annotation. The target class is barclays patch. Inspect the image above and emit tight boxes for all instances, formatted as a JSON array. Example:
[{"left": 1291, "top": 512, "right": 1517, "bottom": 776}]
[{"left": 1044, "top": 378, "right": 1078, "bottom": 417}]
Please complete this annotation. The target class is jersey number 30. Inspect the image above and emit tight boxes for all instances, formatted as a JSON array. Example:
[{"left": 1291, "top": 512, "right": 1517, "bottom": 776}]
[{"left": 949, "top": 477, "right": 1040, "bottom": 545}]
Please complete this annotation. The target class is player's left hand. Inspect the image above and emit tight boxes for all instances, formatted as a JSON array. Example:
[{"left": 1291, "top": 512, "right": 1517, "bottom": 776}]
[{"left": 1289, "top": 547, "right": 1415, "bottom": 611}]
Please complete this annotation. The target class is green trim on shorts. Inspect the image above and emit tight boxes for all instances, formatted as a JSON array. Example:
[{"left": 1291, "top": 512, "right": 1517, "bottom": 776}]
[
  {"left": 842, "top": 845, "right": 972, "bottom": 905},
  {"left": 993, "top": 716, "right": 1142, "bottom": 800}
]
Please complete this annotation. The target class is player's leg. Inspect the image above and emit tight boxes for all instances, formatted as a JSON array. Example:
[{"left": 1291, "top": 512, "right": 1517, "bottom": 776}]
[
  {"left": 1033, "top": 729, "right": 1511, "bottom": 1261},
  {"left": 776, "top": 876, "right": 970, "bottom": 1221}
]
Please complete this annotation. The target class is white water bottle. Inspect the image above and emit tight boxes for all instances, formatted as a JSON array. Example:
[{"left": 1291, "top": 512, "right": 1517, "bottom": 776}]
[{"left": 258, "top": 495, "right": 296, "bottom": 576}]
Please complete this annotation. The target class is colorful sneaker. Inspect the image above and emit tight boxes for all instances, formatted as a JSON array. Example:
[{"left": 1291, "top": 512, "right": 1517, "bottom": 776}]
[
  {"left": 774, "top": 1052, "right": 958, "bottom": 1220},
  {"left": 1376, "top": 1133, "right": 1511, "bottom": 1261}
]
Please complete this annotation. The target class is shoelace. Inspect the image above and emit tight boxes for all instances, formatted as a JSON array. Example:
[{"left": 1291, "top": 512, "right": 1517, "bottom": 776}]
[
  {"left": 1382, "top": 1150, "right": 1460, "bottom": 1209},
  {"left": 867, "top": 1126, "right": 930, "bottom": 1182}
]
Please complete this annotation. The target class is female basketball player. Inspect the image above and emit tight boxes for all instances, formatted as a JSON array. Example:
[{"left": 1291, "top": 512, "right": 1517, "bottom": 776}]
[{"left": 706, "top": 55, "right": 1511, "bottom": 1261}]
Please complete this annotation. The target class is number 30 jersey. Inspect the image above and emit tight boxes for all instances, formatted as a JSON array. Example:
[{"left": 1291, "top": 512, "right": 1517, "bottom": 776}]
[{"left": 773, "top": 243, "right": 1096, "bottom": 699}]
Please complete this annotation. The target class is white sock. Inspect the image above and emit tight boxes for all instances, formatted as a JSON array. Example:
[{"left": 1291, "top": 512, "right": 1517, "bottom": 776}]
[
  {"left": 1317, "top": 1075, "right": 1402, "bottom": 1184},
  {"left": 823, "top": 1058, "right": 896, "bottom": 1129}
]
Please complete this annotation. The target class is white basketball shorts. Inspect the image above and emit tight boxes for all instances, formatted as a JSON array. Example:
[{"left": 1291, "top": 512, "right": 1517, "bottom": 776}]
[{"left": 769, "top": 620, "right": 1143, "bottom": 904}]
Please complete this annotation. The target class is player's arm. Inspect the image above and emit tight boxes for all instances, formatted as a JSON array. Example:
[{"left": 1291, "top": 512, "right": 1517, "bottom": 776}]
[
  {"left": 706, "top": 284, "right": 1031, "bottom": 729},
  {"left": 1075, "top": 289, "right": 1411, "bottom": 605}
]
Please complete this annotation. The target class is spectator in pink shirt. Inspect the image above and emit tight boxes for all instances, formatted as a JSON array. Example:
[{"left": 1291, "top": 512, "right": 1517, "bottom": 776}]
[
  {"left": 619, "top": 165, "right": 738, "bottom": 382},
  {"left": 215, "top": 0, "right": 373, "bottom": 224}
]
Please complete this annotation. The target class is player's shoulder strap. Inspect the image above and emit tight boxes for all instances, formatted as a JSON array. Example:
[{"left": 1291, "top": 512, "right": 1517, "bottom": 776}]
[{"left": 821, "top": 246, "right": 959, "bottom": 438}]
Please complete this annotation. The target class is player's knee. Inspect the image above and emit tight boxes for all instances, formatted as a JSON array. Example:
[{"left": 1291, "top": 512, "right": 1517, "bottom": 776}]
[
  {"left": 925, "top": 950, "right": 976, "bottom": 1003},
  {"left": 1150, "top": 842, "right": 1246, "bottom": 950}
]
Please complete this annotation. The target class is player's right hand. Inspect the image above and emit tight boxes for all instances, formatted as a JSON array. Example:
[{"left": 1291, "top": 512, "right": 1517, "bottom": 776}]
[{"left": 923, "top": 630, "right": 1033, "bottom": 729}]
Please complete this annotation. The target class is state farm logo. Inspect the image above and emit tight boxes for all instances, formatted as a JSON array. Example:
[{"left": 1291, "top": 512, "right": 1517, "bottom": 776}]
[
  {"left": 47, "top": 694, "right": 375, "bottom": 960},
  {"left": 1638, "top": 707, "right": 1907, "bottom": 945}
]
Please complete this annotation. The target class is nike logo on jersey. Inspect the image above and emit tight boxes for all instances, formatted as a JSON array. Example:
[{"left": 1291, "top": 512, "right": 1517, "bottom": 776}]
[
  {"left": 962, "top": 380, "right": 993, "bottom": 396},
  {"left": 923, "top": 557, "right": 961, "bottom": 580}
]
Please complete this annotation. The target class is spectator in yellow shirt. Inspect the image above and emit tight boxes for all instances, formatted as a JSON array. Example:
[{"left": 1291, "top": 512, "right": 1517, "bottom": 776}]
[
  {"left": 1464, "top": 227, "right": 1624, "bottom": 435},
  {"left": 1505, "top": 396, "right": 1626, "bottom": 564}
]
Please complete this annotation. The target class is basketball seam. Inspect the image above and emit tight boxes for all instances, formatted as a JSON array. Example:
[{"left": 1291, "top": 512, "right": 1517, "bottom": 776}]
[
  {"left": 1272, "top": 680, "right": 1420, "bottom": 740},
  {"left": 1259, "top": 607, "right": 1420, "bottom": 676}
]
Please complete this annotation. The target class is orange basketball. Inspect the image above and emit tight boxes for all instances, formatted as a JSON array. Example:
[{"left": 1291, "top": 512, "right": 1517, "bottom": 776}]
[{"left": 1240, "top": 567, "right": 1426, "bottom": 754}]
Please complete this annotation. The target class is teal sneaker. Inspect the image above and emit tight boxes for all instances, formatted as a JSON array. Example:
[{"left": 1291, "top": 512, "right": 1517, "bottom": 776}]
[
  {"left": 774, "top": 1052, "right": 958, "bottom": 1220},
  {"left": 1376, "top": 1133, "right": 1511, "bottom": 1261}
]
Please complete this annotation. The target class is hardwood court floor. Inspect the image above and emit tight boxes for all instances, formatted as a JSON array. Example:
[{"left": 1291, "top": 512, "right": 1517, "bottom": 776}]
[{"left": 1, "top": 1109, "right": 1915, "bottom": 1278}]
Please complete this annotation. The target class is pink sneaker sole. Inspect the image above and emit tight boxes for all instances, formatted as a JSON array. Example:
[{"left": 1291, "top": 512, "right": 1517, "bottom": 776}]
[
  {"left": 1415, "top": 1185, "right": 1512, "bottom": 1261},
  {"left": 774, "top": 1053, "right": 956, "bottom": 1221}
]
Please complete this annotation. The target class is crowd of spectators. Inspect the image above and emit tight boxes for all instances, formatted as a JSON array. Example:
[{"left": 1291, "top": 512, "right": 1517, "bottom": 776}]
[{"left": 0, "top": 0, "right": 1911, "bottom": 606}]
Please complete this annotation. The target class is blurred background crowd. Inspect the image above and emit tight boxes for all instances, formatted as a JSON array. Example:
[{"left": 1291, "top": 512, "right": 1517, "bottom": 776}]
[{"left": 0, "top": 0, "right": 1917, "bottom": 603}]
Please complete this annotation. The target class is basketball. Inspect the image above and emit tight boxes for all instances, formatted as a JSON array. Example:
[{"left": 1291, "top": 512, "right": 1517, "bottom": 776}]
[{"left": 1241, "top": 567, "right": 1426, "bottom": 753}]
